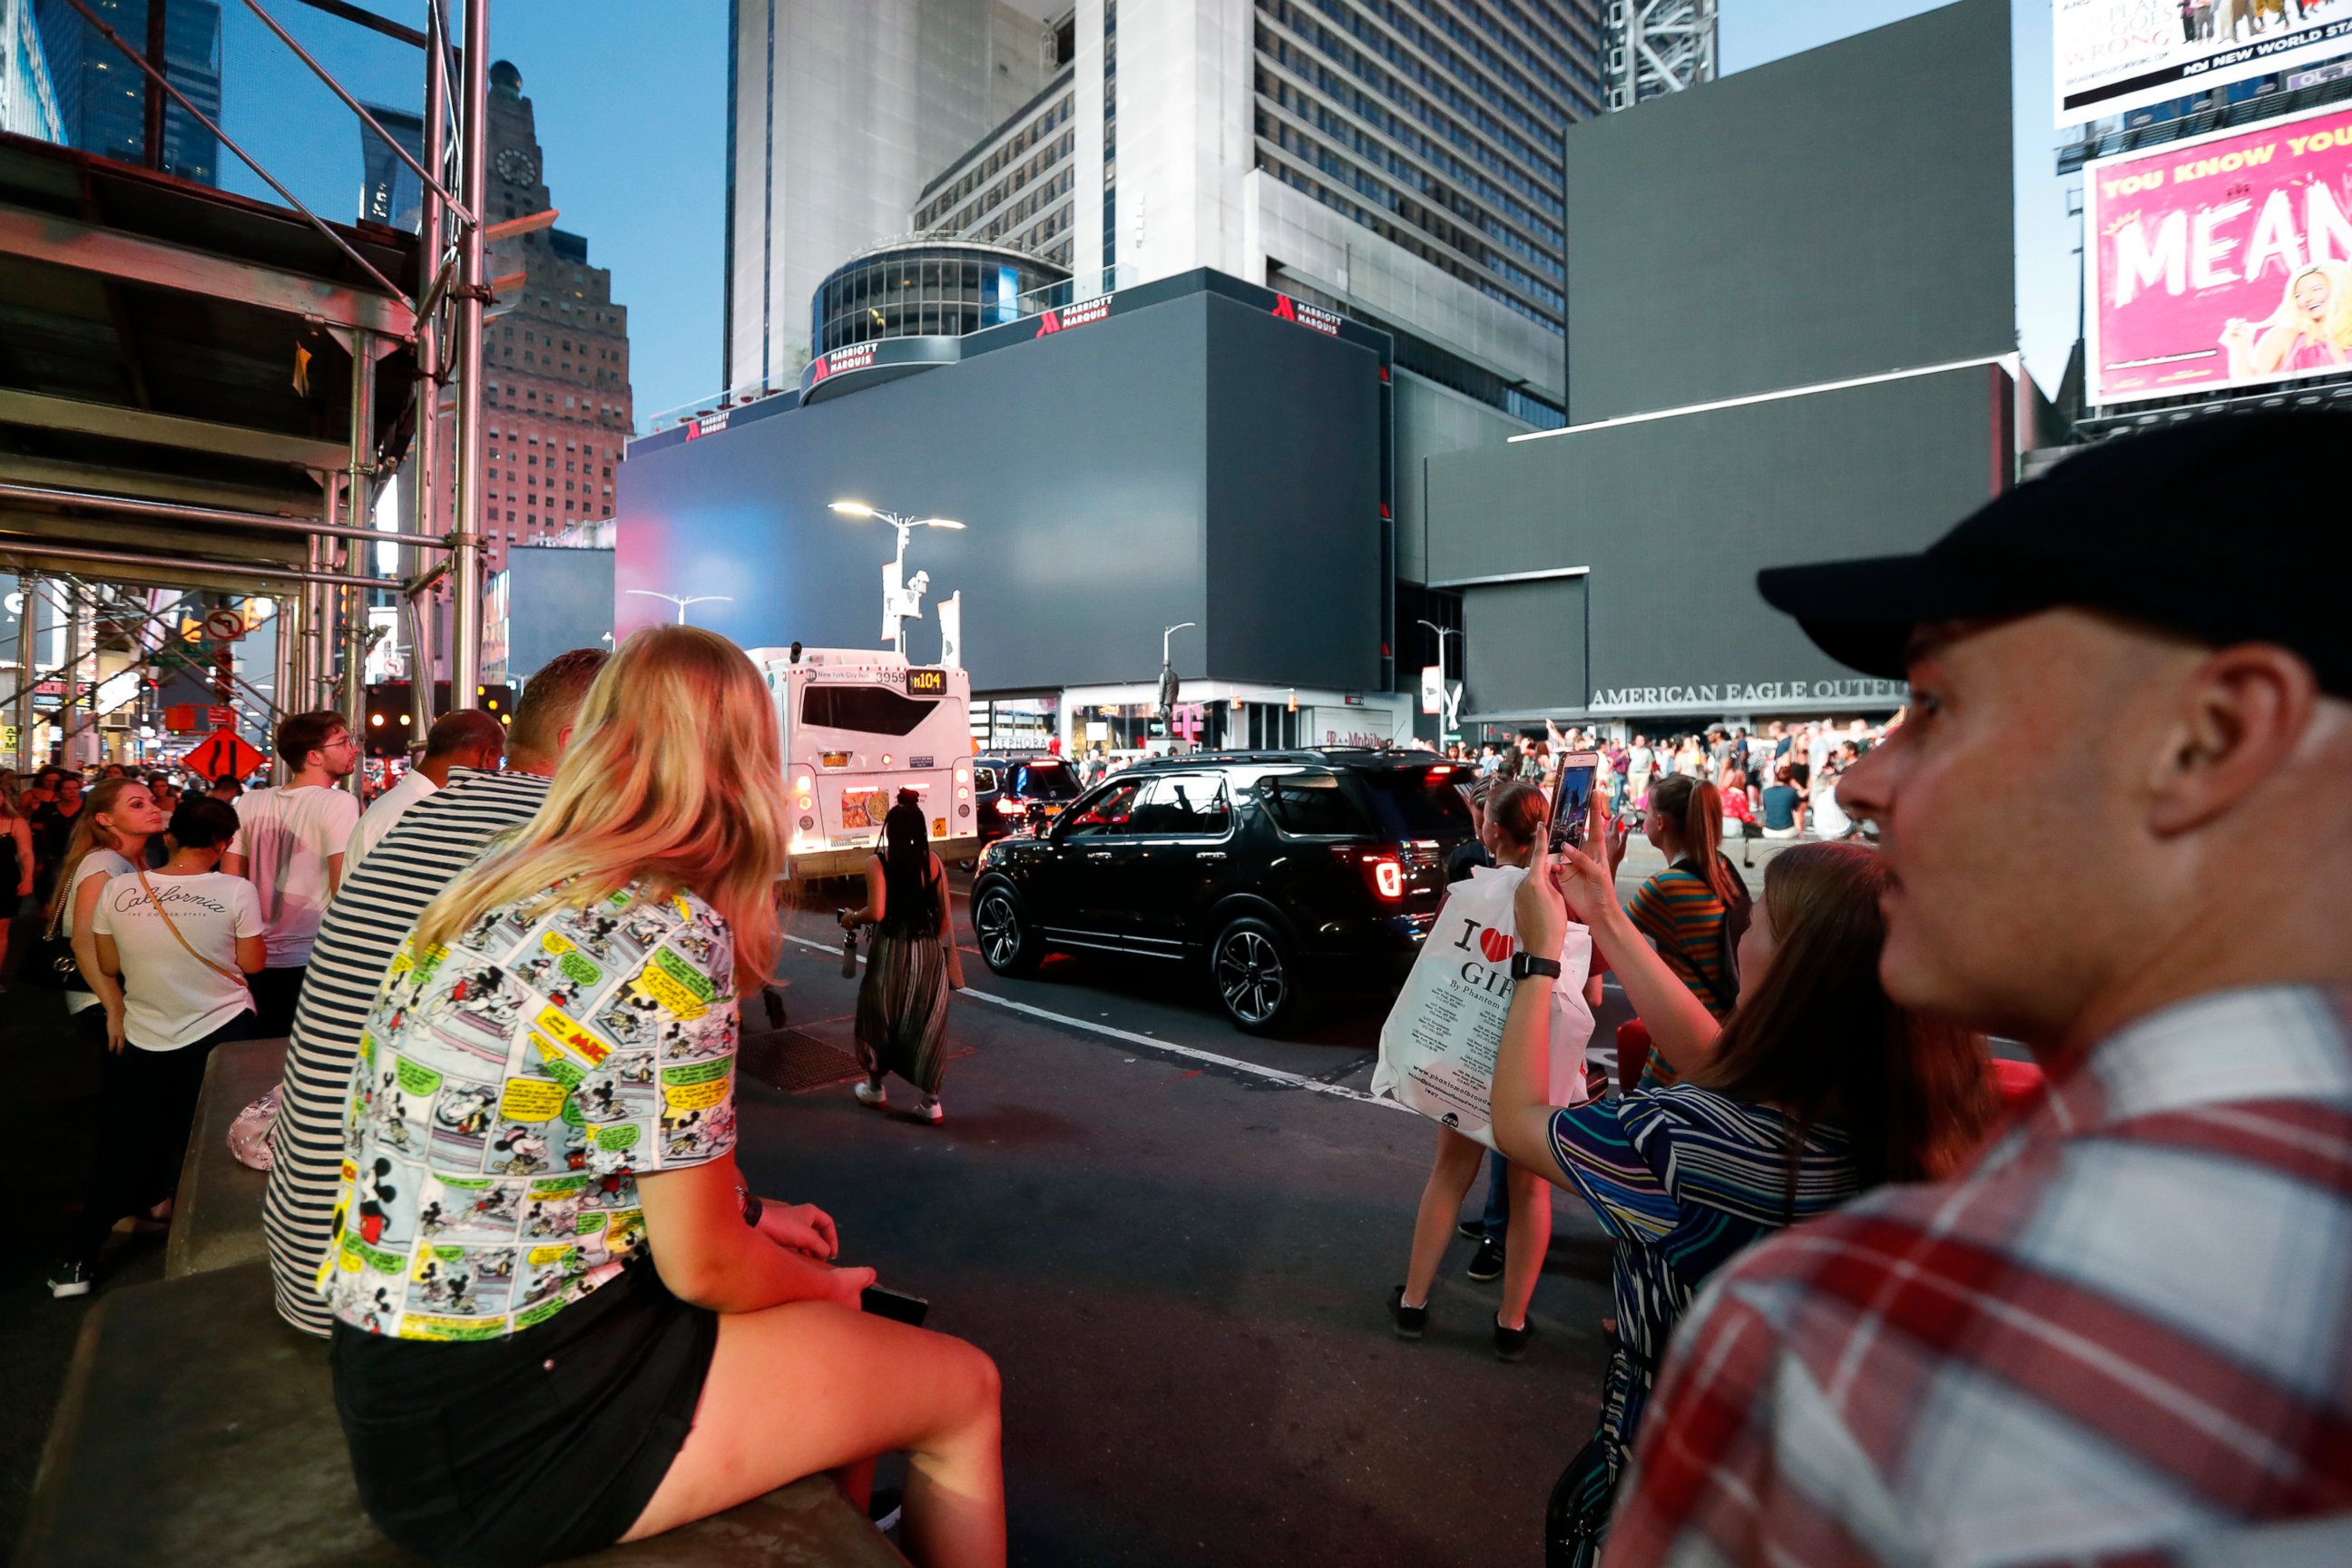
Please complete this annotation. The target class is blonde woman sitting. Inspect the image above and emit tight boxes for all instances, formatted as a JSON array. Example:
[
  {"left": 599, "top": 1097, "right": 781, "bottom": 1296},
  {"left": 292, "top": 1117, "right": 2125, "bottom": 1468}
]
[{"left": 320, "top": 626, "right": 1003, "bottom": 1568}]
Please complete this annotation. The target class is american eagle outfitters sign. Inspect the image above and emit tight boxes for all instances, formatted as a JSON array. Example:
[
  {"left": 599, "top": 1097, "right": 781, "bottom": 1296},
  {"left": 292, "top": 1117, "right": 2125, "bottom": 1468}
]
[{"left": 1588, "top": 678, "right": 1907, "bottom": 712}]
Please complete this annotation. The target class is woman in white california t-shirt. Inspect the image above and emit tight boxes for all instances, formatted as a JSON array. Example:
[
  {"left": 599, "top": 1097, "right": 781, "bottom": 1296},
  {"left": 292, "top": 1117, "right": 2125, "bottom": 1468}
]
[
  {"left": 48, "top": 778, "right": 165, "bottom": 1037},
  {"left": 48, "top": 795, "right": 263, "bottom": 1298}
]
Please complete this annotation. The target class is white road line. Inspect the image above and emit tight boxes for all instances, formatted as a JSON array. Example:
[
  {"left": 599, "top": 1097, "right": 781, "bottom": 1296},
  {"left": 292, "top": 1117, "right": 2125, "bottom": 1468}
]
[{"left": 780, "top": 932, "right": 1404, "bottom": 1111}]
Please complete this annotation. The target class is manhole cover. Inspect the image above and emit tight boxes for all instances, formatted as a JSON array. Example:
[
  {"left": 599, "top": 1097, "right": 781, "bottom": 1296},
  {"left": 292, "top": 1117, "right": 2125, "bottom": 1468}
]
[{"left": 740, "top": 1028, "right": 865, "bottom": 1093}]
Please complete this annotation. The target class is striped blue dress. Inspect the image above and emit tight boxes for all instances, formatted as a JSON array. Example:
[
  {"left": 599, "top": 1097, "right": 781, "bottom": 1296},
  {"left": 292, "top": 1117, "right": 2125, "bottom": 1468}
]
[{"left": 1544, "top": 1084, "right": 1857, "bottom": 1560}]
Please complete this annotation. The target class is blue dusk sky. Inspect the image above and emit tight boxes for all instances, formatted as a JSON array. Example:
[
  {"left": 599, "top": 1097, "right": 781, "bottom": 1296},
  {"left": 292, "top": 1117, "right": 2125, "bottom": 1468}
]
[{"left": 211, "top": 2, "right": 2073, "bottom": 423}]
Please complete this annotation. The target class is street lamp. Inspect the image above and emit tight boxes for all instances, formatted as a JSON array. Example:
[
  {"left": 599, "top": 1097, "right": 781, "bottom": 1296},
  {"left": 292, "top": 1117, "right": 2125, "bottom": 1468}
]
[
  {"left": 625, "top": 590, "right": 736, "bottom": 625},
  {"left": 1416, "top": 618, "right": 1461, "bottom": 740},
  {"left": 1156, "top": 621, "right": 1196, "bottom": 750},
  {"left": 831, "top": 500, "right": 966, "bottom": 655}
]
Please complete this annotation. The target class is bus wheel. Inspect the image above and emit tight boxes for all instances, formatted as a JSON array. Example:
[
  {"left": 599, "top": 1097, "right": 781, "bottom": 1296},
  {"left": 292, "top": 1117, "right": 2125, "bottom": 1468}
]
[{"left": 974, "top": 884, "right": 1041, "bottom": 976}]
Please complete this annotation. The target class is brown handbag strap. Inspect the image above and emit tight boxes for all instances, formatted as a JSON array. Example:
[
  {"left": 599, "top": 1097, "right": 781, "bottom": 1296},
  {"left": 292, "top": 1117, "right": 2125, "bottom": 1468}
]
[{"left": 133, "top": 868, "right": 250, "bottom": 986}]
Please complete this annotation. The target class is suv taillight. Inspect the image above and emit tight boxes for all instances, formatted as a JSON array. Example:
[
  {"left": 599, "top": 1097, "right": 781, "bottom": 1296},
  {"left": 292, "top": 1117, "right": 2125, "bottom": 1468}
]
[{"left": 1358, "top": 849, "right": 1406, "bottom": 901}]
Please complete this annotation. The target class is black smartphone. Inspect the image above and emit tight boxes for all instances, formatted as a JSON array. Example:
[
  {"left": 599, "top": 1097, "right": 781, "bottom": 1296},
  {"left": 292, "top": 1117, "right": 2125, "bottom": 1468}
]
[
  {"left": 1546, "top": 752, "right": 1601, "bottom": 858},
  {"left": 861, "top": 1283, "right": 931, "bottom": 1327}
]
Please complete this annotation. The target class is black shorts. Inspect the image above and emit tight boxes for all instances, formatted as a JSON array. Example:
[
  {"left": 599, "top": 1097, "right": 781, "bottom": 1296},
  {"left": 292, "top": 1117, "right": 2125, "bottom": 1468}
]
[{"left": 330, "top": 1260, "right": 719, "bottom": 1567}]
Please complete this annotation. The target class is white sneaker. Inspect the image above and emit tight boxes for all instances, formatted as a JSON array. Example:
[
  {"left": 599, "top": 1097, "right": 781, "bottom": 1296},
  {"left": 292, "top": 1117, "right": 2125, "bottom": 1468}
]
[
  {"left": 915, "top": 1095, "right": 944, "bottom": 1124},
  {"left": 853, "top": 1079, "right": 887, "bottom": 1109}
]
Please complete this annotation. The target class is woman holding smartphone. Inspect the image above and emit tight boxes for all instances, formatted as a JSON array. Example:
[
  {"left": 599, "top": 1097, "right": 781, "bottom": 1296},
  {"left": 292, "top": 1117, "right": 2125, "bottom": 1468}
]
[
  {"left": 1490, "top": 803, "right": 1993, "bottom": 1565},
  {"left": 322, "top": 627, "right": 1003, "bottom": 1568}
]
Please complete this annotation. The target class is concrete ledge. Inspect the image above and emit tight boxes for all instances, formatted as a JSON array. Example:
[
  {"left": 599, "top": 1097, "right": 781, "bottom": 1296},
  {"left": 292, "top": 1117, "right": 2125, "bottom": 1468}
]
[
  {"left": 18, "top": 1262, "right": 906, "bottom": 1566},
  {"left": 164, "top": 1034, "right": 288, "bottom": 1279}
]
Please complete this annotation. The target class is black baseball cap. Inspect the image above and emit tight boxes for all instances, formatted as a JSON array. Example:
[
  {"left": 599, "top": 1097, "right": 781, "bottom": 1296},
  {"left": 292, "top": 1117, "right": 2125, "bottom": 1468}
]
[{"left": 1757, "top": 409, "right": 2351, "bottom": 696}]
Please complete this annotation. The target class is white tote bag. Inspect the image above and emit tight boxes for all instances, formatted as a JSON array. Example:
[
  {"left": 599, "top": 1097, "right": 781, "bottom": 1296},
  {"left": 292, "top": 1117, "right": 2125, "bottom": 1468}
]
[{"left": 1371, "top": 864, "right": 1594, "bottom": 1150}]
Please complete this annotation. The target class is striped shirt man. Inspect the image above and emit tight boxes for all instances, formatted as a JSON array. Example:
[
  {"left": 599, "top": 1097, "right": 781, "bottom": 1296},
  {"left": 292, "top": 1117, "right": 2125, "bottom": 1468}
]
[
  {"left": 262, "top": 768, "right": 552, "bottom": 1336},
  {"left": 1601, "top": 985, "right": 2352, "bottom": 1567}
]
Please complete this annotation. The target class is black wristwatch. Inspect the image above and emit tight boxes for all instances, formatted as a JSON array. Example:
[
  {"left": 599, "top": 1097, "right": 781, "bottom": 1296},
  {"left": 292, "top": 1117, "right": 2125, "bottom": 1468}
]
[{"left": 1510, "top": 953, "right": 1563, "bottom": 983}]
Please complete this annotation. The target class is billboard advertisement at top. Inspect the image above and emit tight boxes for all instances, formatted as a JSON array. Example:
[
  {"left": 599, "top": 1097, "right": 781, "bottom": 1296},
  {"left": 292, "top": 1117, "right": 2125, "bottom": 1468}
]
[
  {"left": 2056, "top": 1, "right": 2352, "bottom": 125},
  {"left": 2085, "top": 101, "right": 2352, "bottom": 404}
]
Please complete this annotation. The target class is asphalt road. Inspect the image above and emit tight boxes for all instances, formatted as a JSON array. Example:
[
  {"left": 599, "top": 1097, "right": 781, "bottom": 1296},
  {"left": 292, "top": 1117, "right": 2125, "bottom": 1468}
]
[
  {"left": 759, "top": 872, "right": 1625, "bottom": 1567},
  {"left": 4, "top": 834, "right": 1808, "bottom": 1564}
]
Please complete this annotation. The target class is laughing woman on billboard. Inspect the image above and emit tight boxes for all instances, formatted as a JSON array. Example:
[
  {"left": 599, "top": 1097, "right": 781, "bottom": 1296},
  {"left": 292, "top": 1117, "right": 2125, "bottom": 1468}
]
[{"left": 2219, "top": 260, "right": 2352, "bottom": 381}]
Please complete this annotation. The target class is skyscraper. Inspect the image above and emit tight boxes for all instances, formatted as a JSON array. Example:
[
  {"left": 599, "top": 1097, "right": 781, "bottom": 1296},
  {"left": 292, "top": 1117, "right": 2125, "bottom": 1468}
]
[
  {"left": 357, "top": 103, "right": 426, "bottom": 232},
  {"left": 33, "top": 0, "right": 220, "bottom": 184},
  {"left": 728, "top": 0, "right": 1615, "bottom": 423},
  {"left": 476, "top": 60, "right": 633, "bottom": 576},
  {"left": 724, "top": 0, "right": 1064, "bottom": 392},
  {"left": 2, "top": 0, "right": 64, "bottom": 142}
]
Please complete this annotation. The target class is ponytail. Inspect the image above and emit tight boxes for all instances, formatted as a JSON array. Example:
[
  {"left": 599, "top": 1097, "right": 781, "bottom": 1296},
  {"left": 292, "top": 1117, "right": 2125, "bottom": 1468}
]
[{"left": 1651, "top": 774, "right": 1738, "bottom": 906}]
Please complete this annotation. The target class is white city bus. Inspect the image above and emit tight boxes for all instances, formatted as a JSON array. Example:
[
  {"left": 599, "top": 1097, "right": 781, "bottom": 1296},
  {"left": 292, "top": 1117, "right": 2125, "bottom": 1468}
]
[{"left": 749, "top": 646, "right": 979, "bottom": 881}]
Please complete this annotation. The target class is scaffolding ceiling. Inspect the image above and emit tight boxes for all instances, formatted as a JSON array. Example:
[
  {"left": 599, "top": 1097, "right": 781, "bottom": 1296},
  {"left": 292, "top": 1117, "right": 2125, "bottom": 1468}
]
[{"left": 0, "top": 129, "right": 420, "bottom": 597}]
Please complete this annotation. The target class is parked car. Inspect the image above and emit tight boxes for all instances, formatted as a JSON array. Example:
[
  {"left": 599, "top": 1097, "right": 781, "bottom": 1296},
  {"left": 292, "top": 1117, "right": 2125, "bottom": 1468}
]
[
  {"left": 973, "top": 751, "right": 1084, "bottom": 843},
  {"left": 969, "top": 749, "right": 1474, "bottom": 1032}
]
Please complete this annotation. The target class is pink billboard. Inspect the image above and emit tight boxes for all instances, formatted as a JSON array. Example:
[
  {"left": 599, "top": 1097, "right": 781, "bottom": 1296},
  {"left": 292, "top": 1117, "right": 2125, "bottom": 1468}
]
[{"left": 2085, "top": 102, "right": 2352, "bottom": 405}]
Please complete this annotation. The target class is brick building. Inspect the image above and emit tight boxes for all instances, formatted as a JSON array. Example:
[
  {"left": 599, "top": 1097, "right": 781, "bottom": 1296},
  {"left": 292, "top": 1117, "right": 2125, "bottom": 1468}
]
[{"left": 478, "top": 59, "right": 632, "bottom": 574}]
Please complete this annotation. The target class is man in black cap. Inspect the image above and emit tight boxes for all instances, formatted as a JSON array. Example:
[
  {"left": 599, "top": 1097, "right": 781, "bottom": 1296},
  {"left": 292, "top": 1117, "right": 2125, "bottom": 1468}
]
[{"left": 1600, "top": 411, "right": 2352, "bottom": 1566}]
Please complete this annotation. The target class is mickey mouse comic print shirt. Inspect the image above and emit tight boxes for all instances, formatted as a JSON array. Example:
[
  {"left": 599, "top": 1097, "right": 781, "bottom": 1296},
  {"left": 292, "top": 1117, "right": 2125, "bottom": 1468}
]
[{"left": 321, "top": 881, "right": 738, "bottom": 1340}]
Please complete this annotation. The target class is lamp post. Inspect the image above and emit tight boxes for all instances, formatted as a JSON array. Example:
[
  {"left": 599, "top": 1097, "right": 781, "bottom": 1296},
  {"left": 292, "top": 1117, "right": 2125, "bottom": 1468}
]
[
  {"left": 1416, "top": 618, "right": 1461, "bottom": 741},
  {"left": 1157, "top": 621, "right": 1195, "bottom": 751},
  {"left": 624, "top": 590, "right": 736, "bottom": 625},
  {"left": 830, "top": 500, "right": 965, "bottom": 655}
]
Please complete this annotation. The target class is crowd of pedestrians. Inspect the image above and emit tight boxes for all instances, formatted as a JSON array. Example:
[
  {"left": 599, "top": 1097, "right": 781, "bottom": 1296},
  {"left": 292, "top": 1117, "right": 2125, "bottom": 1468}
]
[{"left": 1442, "top": 715, "right": 1884, "bottom": 847}]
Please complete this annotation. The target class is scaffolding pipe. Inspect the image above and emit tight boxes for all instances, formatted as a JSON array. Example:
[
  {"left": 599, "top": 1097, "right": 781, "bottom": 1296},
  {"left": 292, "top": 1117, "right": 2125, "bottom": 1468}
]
[
  {"left": 54, "top": 581, "right": 85, "bottom": 768},
  {"left": 240, "top": 0, "right": 476, "bottom": 224},
  {"left": 407, "top": 1, "right": 446, "bottom": 740},
  {"left": 0, "top": 539, "right": 387, "bottom": 591},
  {"left": 57, "top": 0, "right": 410, "bottom": 308},
  {"left": 12, "top": 572, "right": 36, "bottom": 769},
  {"left": 0, "top": 482, "right": 453, "bottom": 550},
  {"left": 343, "top": 328, "right": 375, "bottom": 798},
  {"left": 446, "top": 0, "right": 488, "bottom": 710},
  {"left": 271, "top": 592, "right": 294, "bottom": 782}
]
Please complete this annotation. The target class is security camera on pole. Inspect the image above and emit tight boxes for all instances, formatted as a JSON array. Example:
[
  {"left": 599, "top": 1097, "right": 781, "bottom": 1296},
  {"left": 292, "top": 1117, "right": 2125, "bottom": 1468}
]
[{"left": 831, "top": 500, "right": 965, "bottom": 656}]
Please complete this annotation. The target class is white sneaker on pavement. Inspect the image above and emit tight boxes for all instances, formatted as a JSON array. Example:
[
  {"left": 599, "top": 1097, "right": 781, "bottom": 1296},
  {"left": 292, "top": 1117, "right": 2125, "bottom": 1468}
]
[
  {"left": 916, "top": 1095, "right": 944, "bottom": 1124},
  {"left": 853, "top": 1078, "right": 887, "bottom": 1108}
]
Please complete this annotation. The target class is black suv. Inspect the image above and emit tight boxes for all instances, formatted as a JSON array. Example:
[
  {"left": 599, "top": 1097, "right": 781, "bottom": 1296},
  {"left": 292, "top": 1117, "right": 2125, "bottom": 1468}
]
[
  {"left": 970, "top": 750, "right": 1474, "bottom": 1032},
  {"left": 973, "top": 751, "right": 1084, "bottom": 843}
]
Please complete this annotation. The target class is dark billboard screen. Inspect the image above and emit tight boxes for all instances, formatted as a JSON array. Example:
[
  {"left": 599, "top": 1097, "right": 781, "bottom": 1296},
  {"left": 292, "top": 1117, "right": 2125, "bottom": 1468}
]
[{"left": 617, "top": 289, "right": 1385, "bottom": 693}]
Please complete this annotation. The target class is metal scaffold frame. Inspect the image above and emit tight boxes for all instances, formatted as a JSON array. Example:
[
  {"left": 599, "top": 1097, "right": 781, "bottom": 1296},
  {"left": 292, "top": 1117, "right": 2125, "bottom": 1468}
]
[
  {"left": 1606, "top": 0, "right": 1719, "bottom": 113},
  {"left": 0, "top": 0, "right": 496, "bottom": 784}
]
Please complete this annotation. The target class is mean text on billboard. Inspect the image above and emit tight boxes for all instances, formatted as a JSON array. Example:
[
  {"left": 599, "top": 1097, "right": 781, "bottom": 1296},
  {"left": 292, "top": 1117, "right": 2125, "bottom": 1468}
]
[{"left": 2085, "top": 103, "right": 2352, "bottom": 405}]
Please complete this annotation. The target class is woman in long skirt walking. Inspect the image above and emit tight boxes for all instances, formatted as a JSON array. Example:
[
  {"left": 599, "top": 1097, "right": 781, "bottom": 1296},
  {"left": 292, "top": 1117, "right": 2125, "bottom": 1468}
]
[{"left": 839, "top": 790, "right": 965, "bottom": 1123}]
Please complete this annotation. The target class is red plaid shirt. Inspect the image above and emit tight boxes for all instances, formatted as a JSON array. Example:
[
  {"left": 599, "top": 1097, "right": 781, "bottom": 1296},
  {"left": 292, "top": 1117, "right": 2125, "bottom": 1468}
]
[{"left": 1602, "top": 985, "right": 2352, "bottom": 1567}]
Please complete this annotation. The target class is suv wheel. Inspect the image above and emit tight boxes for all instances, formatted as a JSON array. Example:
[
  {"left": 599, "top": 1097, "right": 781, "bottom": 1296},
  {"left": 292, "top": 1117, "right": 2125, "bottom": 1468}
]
[
  {"left": 973, "top": 883, "right": 1041, "bottom": 976},
  {"left": 1212, "top": 916, "right": 1298, "bottom": 1034}
]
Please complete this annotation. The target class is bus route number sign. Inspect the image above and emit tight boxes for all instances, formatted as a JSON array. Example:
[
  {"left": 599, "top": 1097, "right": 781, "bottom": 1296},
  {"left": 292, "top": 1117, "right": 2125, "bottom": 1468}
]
[{"left": 905, "top": 667, "right": 946, "bottom": 697}]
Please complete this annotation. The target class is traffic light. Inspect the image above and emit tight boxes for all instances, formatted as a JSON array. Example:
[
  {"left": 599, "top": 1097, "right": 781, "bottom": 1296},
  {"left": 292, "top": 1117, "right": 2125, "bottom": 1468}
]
[{"left": 363, "top": 681, "right": 519, "bottom": 758}]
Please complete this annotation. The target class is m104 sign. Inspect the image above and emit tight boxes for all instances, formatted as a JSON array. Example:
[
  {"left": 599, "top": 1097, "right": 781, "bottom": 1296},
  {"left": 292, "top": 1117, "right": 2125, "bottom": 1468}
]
[{"left": 2085, "top": 103, "right": 2352, "bottom": 405}]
